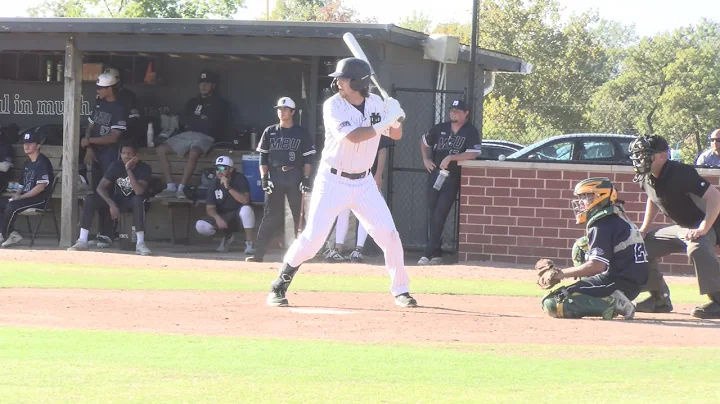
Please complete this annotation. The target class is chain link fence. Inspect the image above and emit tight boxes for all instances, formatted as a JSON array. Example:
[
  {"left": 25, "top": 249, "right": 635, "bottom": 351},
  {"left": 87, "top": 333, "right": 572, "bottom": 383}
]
[{"left": 388, "top": 86, "right": 466, "bottom": 254}]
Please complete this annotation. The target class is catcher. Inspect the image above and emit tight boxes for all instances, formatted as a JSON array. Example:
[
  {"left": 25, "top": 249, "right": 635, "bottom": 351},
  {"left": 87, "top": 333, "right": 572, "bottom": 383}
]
[{"left": 537, "top": 177, "right": 649, "bottom": 320}]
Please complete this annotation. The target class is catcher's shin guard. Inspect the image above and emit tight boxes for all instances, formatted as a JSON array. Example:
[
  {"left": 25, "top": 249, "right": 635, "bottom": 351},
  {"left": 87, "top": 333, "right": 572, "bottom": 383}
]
[{"left": 541, "top": 287, "right": 615, "bottom": 320}]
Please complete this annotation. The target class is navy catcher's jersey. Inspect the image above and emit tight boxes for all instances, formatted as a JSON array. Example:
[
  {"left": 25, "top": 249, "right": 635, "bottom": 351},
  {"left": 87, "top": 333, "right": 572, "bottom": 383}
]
[
  {"left": 88, "top": 99, "right": 127, "bottom": 151},
  {"left": 21, "top": 153, "right": 53, "bottom": 197},
  {"left": 587, "top": 214, "right": 649, "bottom": 286},
  {"left": 207, "top": 171, "right": 250, "bottom": 214},
  {"left": 103, "top": 160, "right": 152, "bottom": 197},
  {"left": 257, "top": 124, "right": 316, "bottom": 168},
  {"left": 422, "top": 121, "right": 482, "bottom": 177}
]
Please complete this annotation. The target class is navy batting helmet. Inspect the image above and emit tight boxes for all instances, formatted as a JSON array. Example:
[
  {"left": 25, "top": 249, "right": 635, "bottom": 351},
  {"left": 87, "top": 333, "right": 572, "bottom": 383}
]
[{"left": 329, "top": 57, "right": 371, "bottom": 92}]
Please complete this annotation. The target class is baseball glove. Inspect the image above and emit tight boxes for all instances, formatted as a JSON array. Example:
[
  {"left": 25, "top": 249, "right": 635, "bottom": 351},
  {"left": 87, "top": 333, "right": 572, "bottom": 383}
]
[{"left": 536, "top": 258, "right": 562, "bottom": 290}]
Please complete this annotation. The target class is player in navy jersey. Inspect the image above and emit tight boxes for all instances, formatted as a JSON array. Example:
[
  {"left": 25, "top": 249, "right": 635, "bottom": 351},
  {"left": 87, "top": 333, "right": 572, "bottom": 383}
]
[
  {"left": 245, "top": 97, "right": 316, "bottom": 262},
  {"left": 0, "top": 131, "right": 53, "bottom": 247},
  {"left": 419, "top": 99, "right": 482, "bottom": 265}
]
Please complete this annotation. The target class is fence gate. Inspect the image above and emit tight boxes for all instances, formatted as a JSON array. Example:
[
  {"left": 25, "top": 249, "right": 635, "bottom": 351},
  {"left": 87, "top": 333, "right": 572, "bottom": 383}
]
[{"left": 388, "top": 86, "right": 466, "bottom": 256}]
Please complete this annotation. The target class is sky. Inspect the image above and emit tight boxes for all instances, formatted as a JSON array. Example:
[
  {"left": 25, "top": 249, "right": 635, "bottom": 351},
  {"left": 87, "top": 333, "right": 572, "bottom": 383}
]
[{"left": 0, "top": 0, "right": 718, "bottom": 38}]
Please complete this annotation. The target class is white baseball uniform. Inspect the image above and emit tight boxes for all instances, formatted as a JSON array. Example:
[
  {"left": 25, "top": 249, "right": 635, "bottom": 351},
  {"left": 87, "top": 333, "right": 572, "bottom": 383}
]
[{"left": 283, "top": 93, "right": 411, "bottom": 296}]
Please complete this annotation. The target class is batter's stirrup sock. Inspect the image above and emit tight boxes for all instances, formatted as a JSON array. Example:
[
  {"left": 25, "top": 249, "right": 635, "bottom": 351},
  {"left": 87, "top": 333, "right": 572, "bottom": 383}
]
[{"left": 271, "top": 263, "right": 300, "bottom": 293}]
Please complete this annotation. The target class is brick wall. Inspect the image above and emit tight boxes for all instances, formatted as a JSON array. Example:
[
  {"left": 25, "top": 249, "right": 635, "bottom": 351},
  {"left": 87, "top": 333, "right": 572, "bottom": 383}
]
[{"left": 457, "top": 160, "right": 720, "bottom": 275}]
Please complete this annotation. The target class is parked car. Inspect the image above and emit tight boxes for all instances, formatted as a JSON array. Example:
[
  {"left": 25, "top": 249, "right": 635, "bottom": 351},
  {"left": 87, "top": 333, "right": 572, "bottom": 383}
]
[
  {"left": 505, "top": 133, "right": 637, "bottom": 163},
  {"left": 476, "top": 140, "right": 525, "bottom": 160}
]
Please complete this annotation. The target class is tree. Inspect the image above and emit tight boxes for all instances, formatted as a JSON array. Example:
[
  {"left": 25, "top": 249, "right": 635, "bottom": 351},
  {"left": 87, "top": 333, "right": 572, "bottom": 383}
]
[
  {"left": 587, "top": 19, "right": 720, "bottom": 161},
  {"left": 434, "top": 0, "right": 635, "bottom": 145},
  {"left": 398, "top": 11, "right": 432, "bottom": 34},
  {"left": 269, "top": 0, "right": 376, "bottom": 23},
  {"left": 28, "top": 0, "right": 245, "bottom": 18}
]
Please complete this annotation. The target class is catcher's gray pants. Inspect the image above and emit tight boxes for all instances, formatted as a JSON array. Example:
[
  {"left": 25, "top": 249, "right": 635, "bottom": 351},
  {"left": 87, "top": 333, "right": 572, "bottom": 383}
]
[{"left": 644, "top": 224, "right": 720, "bottom": 296}]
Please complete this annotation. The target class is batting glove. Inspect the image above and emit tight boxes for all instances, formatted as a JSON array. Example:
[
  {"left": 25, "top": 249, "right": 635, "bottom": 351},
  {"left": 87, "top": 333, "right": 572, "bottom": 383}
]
[
  {"left": 262, "top": 175, "right": 274, "bottom": 195},
  {"left": 300, "top": 176, "right": 312, "bottom": 193}
]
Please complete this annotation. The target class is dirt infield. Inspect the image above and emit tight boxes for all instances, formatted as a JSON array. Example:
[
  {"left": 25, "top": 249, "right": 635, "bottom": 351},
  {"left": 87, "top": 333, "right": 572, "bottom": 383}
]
[{"left": 1, "top": 249, "right": 716, "bottom": 347}]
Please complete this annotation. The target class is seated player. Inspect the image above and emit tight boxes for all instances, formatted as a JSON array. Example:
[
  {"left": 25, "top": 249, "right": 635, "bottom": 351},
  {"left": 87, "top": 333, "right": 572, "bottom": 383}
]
[
  {"left": 0, "top": 125, "right": 15, "bottom": 192},
  {"left": 538, "top": 178, "right": 648, "bottom": 320},
  {"left": 155, "top": 70, "right": 230, "bottom": 199},
  {"left": 68, "top": 140, "right": 152, "bottom": 255},
  {"left": 194, "top": 156, "right": 256, "bottom": 253},
  {"left": 0, "top": 131, "right": 53, "bottom": 247}
]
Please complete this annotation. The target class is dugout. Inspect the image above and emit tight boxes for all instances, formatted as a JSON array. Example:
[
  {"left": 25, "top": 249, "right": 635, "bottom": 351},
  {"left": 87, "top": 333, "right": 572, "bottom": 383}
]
[{"left": 0, "top": 18, "right": 528, "bottom": 249}]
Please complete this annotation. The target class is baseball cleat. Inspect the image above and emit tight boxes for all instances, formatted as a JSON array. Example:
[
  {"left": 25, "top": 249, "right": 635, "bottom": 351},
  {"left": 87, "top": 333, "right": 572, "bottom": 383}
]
[
  {"left": 429, "top": 257, "right": 443, "bottom": 266},
  {"left": 94, "top": 235, "right": 113, "bottom": 249},
  {"left": 216, "top": 234, "right": 235, "bottom": 252},
  {"left": 324, "top": 249, "right": 346, "bottom": 262},
  {"left": 267, "top": 289, "right": 289, "bottom": 307},
  {"left": 690, "top": 301, "right": 720, "bottom": 319},
  {"left": 67, "top": 240, "right": 90, "bottom": 251},
  {"left": 350, "top": 248, "right": 363, "bottom": 263},
  {"left": 155, "top": 188, "right": 176, "bottom": 199},
  {"left": 634, "top": 294, "right": 673, "bottom": 313},
  {"left": 417, "top": 256, "right": 430, "bottom": 266},
  {"left": 611, "top": 290, "right": 635, "bottom": 320},
  {"left": 136, "top": 242, "right": 152, "bottom": 256},
  {"left": 245, "top": 256, "right": 264, "bottom": 262},
  {"left": 394, "top": 293, "right": 417, "bottom": 308},
  {"left": 176, "top": 190, "right": 187, "bottom": 199},
  {"left": 244, "top": 241, "right": 255, "bottom": 255},
  {"left": 1, "top": 231, "right": 22, "bottom": 248}
]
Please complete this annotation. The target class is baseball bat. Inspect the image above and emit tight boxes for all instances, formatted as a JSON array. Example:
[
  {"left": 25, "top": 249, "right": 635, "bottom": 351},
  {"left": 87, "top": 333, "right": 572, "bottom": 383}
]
[{"left": 297, "top": 191, "right": 306, "bottom": 237}]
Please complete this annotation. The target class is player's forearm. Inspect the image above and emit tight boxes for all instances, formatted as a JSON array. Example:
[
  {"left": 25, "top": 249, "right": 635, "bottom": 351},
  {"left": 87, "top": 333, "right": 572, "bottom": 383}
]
[
  {"left": 228, "top": 188, "right": 250, "bottom": 205},
  {"left": 375, "top": 149, "right": 387, "bottom": 179},
  {"left": 84, "top": 124, "right": 93, "bottom": 139},
  {"left": 206, "top": 205, "right": 221, "bottom": 220},
  {"left": 420, "top": 142, "right": 432, "bottom": 161},
  {"left": 345, "top": 127, "right": 377, "bottom": 144},
  {"left": 639, "top": 199, "right": 659, "bottom": 232},
  {"left": 560, "top": 260, "right": 606, "bottom": 279},
  {"left": 15, "top": 184, "right": 46, "bottom": 200},
  {"left": 97, "top": 186, "right": 115, "bottom": 208},
  {"left": 126, "top": 171, "right": 145, "bottom": 195},
  {"left": 259, "top": 165, "right": 269, "bottom": 178},
  {"left": 303, "top": 163, "right": 312, "bottom": 178},
  {"left": 388, "top": 125, "right": 402, "bottom": 140},
  {"left": 89, "top": 130, "right": 121, "bottom": 145},
  {"left": 447, "top": 152, "right": 478, "bottom": 162},
  {"left": 699, "top": 187, "right": 720, "bottom": 232}
]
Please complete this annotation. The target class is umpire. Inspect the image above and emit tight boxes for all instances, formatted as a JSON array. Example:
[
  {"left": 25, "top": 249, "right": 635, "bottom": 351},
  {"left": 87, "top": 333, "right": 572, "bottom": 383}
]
[
  {"left": 245, "top": 97, "right": 316, "bottom": 262},
  {"left": 629, "top": 135, "right": 720, "bottom": 319},
  {"left": 418, "top": 99, "right": 482, "bottom": 266}
]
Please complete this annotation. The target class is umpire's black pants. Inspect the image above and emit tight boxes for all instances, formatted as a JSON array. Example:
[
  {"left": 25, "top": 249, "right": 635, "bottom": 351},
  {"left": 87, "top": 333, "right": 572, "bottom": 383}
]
[
  {"left": 253, "top": 169, "right": 303, "bottom": 258},
  {"left": 80, "top": 193, "right": 147, "bottom": 237},
  {"left": 424, "top": 171, "right": 460, "bottom": 258},
  {"left": 0, "top": 195, "right": 47, "bottom": 237}
]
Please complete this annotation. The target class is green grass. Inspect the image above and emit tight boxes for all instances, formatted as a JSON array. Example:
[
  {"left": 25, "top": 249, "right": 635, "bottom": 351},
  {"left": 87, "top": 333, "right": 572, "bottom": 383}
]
[
  {"left": 0, "top": 261, "right": 707, "bottom": 303},
  {"left": 1, "top": 327, "right": 718, "bottom": 403}
]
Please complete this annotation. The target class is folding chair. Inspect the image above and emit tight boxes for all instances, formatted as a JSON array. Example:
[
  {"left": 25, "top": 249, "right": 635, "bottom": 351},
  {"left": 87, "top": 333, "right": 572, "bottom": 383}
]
[{"left": 19, "top": 172, "right": 61, "bottom": 248}]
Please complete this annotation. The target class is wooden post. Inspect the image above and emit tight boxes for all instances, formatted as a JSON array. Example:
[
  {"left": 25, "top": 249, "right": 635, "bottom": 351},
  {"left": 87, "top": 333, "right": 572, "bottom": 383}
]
[{"left": 60, "top": 36, "right": 82, "bottom": 247}]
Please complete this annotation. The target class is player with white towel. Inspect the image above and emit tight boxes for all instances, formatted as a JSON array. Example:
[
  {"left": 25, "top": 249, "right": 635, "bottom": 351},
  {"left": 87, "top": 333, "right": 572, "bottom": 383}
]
[{"left": 266, "top": 57, "right": 417, "bottom": 308}]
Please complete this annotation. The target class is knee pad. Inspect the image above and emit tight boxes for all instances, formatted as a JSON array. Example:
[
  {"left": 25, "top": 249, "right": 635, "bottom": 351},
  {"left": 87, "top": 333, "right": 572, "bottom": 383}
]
[
  {"left": 541, "top": 288, "right": 615, "bottom": 320},
  {"left": 195, "top": 220, "right": 216, "bottom": 237},
  {"left": 239, "top": 205, "right": 255, "bottom": 228}
]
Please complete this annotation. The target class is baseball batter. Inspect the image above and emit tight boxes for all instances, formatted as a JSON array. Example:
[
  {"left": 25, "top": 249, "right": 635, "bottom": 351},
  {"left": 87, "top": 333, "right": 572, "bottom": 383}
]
[{"left": 266, "top": 57, "right": 416, "bottom": 308}]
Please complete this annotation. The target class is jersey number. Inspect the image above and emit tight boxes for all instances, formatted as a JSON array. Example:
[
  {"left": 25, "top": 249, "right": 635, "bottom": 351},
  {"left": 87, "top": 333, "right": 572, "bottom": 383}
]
[
  {"left": 634, "top": 244, "right": 649, "bottom": 264},
  {"left": 289, "top": 152, "right": 295, "bottom": 162}
]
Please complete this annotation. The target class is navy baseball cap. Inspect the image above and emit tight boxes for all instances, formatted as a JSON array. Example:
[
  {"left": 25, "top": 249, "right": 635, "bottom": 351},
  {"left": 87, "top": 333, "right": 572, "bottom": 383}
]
[
  {"left": 22, "top": 130, "right": 41, "bottom": 144},
  {"left": 449, "top": 99, "right": 469, "bottom": 111},
  {"left": 198, "top": 70, "right": 217, "bottom": 84}
]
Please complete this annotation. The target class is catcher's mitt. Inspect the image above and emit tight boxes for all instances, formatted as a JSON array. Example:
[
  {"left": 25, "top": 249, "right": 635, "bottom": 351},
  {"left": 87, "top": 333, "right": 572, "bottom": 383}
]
[{"left": 536, "top": 258, "right": 562, "bottom": 290}]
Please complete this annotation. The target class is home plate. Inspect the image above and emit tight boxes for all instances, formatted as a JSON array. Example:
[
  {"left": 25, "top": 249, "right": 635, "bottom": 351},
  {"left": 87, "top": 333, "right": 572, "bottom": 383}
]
[{"left": 289, "top": 308, "right": 355, "bottom": 315}]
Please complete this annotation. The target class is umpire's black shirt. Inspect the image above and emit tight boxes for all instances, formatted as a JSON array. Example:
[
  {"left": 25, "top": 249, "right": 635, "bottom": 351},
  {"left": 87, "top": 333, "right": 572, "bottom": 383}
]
[
  {"left": 257, "top": 124, "right": 316, "bottom": 168},
  {"left": 422, "top": 121, "right": 482, "bottom": 178},
  {"left": 642, "top": 160, "right": 716, "bottom": 228}
]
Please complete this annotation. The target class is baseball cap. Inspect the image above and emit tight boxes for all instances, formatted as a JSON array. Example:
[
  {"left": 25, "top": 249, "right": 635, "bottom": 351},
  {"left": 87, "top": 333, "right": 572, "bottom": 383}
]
[
  {"left": 22, "top": 130, "right": 41, "bottom": 144},
  {"left": 96, "top": 73, "right": 118, "bottom": 88},
  {"left": 449, "top": 99, "right": 469, "bottom": 111},
  {"left": 215, "top": 156, "right": 234, "bottom": 167},
  {"left": 647, "top": 135, "right": 670, "bottom": 153},
  {"left": 274, "top": 97, "right": 296, "bottom": 109},
  {"left": 199, "top": 70, "right": 217, "bottom": 84}
]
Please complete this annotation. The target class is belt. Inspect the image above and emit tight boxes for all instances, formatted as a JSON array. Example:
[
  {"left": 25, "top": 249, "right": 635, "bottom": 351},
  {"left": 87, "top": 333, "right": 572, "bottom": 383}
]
[
  {"left": 330, "top": 168, "right": 369, "bottom": 180},
  {"left": 273, "top": 166, "right": 296, "bottom": 172}
]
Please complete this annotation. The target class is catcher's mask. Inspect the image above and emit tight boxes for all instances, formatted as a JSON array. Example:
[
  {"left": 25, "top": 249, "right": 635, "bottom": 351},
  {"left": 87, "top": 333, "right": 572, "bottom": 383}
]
[
  {"left": 628, "top": 135, "right": 669, "bottom": 182},
  {"left": 571, "top": 177, "right": 617, "bottom": 225}
]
